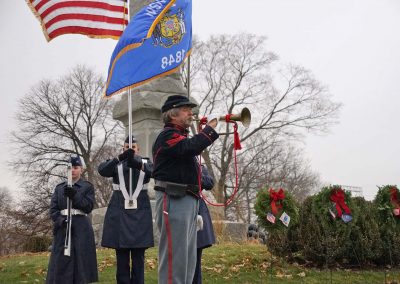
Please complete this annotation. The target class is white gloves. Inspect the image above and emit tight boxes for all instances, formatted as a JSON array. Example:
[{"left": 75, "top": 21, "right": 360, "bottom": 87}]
[
  {"left": 196, "top": 215, "right": 204, "bottom": 231},
  {"left": 206, "top": 113, "right": 219, "bottom": 127}
]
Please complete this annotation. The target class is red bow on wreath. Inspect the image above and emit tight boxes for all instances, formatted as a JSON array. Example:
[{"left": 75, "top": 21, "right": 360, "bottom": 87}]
[
  {"left": 269, "top": 188, "right": 285, "bottom": 215},
  {"left": 390, "top": 187, "right": 400, "bottom": 216},
  {"left": 330, "top": 188, "right": 351, "bottom": 218}
]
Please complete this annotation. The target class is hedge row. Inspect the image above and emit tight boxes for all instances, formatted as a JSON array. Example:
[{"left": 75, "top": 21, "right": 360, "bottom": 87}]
[{"left": 255, "top": 185, "right": 400, "bottom": 267}]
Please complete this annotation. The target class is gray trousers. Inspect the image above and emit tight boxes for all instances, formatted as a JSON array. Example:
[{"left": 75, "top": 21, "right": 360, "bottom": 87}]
[{"left": 155, "top": 190, "right": 199, "bottom": 284}]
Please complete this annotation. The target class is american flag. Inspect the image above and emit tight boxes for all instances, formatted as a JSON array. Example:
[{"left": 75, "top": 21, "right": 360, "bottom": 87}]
[
  {"left": 27, "top": 0, "right": 129, "bottom": 41},
  {"left": 266, "top": 212, "right": 276, "bottom": 224}
]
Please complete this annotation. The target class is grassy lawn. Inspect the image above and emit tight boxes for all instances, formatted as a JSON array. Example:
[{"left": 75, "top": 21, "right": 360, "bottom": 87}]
[{"left": 1, "top": 243, "right": 400, "bottom": 283}]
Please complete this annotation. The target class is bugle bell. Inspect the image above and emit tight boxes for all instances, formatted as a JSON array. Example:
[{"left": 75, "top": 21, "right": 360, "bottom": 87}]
[
  {"left": 224, "top": 107, "right": 251, "bottom": 128},
  {"left": 196, "top": 107, "right": 251, "bottom": 128}
]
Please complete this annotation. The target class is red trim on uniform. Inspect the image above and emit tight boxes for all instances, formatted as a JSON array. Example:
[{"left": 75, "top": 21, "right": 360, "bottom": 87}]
[
  {"left": 163, "top": 193, "right": 173, "bottom": 284},
  {"left": 164, "top": 123, "right": 187, "bottom": 133},
  {"left": 166, "top": 135, "right": 186, "bottom": 147}
]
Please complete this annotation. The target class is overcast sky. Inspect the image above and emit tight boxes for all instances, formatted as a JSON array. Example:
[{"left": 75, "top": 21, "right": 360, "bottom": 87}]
[{"left": 1, "top": 0, "right": 399, "bottom": 200}]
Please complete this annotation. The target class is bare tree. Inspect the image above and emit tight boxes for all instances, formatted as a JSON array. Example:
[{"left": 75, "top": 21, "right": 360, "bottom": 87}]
[
  {"left": 272, "top": 147, "right": 321, "bottom": 201},
  {"left": 0, "top": 187, "right": 17, "bottom": 255},
  {"left": 0, "top": 187, "right": 12, "bottom": 212},
  {"left": 10, "top": 65, "right": 122, "bottom": 236},
  {"left": 91, "top": 143, "right": 122, "bottom": 206},
  {"left": 233, "top": 135, "right": 321, "bottom": 222},
  {"left": 182, "top": 33, "right": 341, "bottom": 219}
]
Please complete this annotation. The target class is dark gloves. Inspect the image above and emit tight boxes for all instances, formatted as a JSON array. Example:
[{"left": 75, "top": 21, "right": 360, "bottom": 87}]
[
  {"left": 127, "top": 154, "right": 143, "bottom": 170},
  {"left": 64, "top": 186, "right": 76, "bottom": 198},
  {"left": 118, "top": 148, "right": 134, "bottom": 162},
  {"left": 118, "top": 148, "right": 142, "bottom": 170}
]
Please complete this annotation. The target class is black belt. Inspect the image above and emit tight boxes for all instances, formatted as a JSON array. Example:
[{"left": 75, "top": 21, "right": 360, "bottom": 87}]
[{"left": 154, "top": 180, "right": 200, "bottom": 198}]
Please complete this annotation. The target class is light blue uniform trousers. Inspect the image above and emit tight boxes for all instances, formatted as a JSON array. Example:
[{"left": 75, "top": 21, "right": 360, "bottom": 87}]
[{"left": 155, "top": 190, "right": 199, "bottom": 284}]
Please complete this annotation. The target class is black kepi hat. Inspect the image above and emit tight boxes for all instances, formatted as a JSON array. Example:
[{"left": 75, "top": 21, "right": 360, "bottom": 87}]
[
  {"left": 161, "top": 95, "right": 197, "bottom": 113},
  {"left": 125, "top": 135, "right": 137, "bottom": 144},
  {"left": 70, "top": 155, "right": 82, "bottom": 167}
]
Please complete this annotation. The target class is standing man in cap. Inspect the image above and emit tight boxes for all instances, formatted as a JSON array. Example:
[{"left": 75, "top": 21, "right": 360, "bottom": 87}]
[
  {"left": 98, "top": 135, "right": 154, "bottom": 284},
  {"left": 152, "top": 95, "right": 219, "bottom": 284},
  {"left": 46, "top": 156, "right": 98, "bottom": 284}
]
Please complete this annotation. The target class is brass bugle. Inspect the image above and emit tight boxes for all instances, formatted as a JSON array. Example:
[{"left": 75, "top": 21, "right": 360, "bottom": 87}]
[{"left": 195, "top": 107, "right": 251, "bottom": 128}]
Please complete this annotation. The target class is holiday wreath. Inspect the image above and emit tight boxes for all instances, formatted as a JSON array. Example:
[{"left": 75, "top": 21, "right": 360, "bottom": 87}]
[
  {"left": 311, "top": 185, "right": 353, "bottom": 223},
  {"left": 374, "top": 185, "right": 400, "bottom": 227},
  {"left": 255, "top": 187, "right": 299, "bottom": 232}
]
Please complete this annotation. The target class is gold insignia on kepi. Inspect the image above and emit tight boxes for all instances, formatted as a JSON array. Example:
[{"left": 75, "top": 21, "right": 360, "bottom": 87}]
[{"left": 152, "top": 8, "right": 186, "bottom": 48}]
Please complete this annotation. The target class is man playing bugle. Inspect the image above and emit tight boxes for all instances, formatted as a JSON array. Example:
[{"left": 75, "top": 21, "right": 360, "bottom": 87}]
[{"left": 153, "top": 95, "right": 219, "bottom": 284}]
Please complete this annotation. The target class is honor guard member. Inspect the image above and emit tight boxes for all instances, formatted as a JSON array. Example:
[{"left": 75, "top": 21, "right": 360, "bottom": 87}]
[
  {"left": 193, "top": 165, "right": 216, "bottom": 284},
  {"left": 98, "top": 136, "right": 154, "bottom": 284},
  {"left": 46, "top": 156, "right": 98, "bottom": 284},
  {"left": 152, "top": 95, "right": 219, "bottom": 284}
]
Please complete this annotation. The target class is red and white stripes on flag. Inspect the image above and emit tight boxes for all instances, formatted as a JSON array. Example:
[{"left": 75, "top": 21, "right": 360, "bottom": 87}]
[{"left": 27, "top": 0, "right": 129, "bottom": 41}]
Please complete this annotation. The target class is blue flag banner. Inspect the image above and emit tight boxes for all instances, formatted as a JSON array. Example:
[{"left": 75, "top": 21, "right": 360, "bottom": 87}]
[{"left": 104, "top": 0, "right": 192, "bottom": 98}]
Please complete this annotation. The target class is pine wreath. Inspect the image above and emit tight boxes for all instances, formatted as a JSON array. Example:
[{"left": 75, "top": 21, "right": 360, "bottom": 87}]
[
  {"left": 374, "top": 185, "right": 400, "bottom": 227},
  {"left": 255, "top": 187, "right": 299, "bottom": 232},
  {"left": 313, "top": 185, "right": 353, "bottom": 224}
]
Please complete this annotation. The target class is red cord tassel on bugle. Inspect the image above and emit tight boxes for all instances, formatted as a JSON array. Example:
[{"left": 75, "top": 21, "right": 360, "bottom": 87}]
[{"left": 225, "top": 114, "right": 242, "bottom": 150}]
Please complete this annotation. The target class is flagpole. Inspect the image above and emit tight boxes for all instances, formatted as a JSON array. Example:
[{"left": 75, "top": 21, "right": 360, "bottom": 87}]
[
  {"left": 123, "top": 0, "right": 128, "bottom": 31},
  {"left": 128, "top": 89, "right": 133, "bottom": 198},
  {"left": 187, "top": 55, "right": 191, "bottom": 99}
]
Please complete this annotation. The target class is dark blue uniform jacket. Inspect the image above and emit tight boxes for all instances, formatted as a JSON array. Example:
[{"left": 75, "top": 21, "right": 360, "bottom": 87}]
[
  {"left": 98, "top": 158, "right": 154, "bottom": 249},
  {"left": 152, "top": 123, "right": 219, "bottom": 185},
  {"left": 198, "top": 166, "right": 216, "bottom": 249},
  {"left": 46, "top": 179, "right": 98, "bottom": 284}
]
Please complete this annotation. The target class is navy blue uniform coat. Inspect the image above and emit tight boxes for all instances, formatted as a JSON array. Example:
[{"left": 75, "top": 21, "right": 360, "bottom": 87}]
[
  {"left": 46, "top": 179, "right": 98, "bottom": 284},
  {"left": 198, "top": 166, "right": 216, "bottom": 249},
  {"left": 152, "top": 123, "right": 219, "bottom": 185},
  {"left": 98, "top": 158, "right": 154, "bottom": 249}
]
